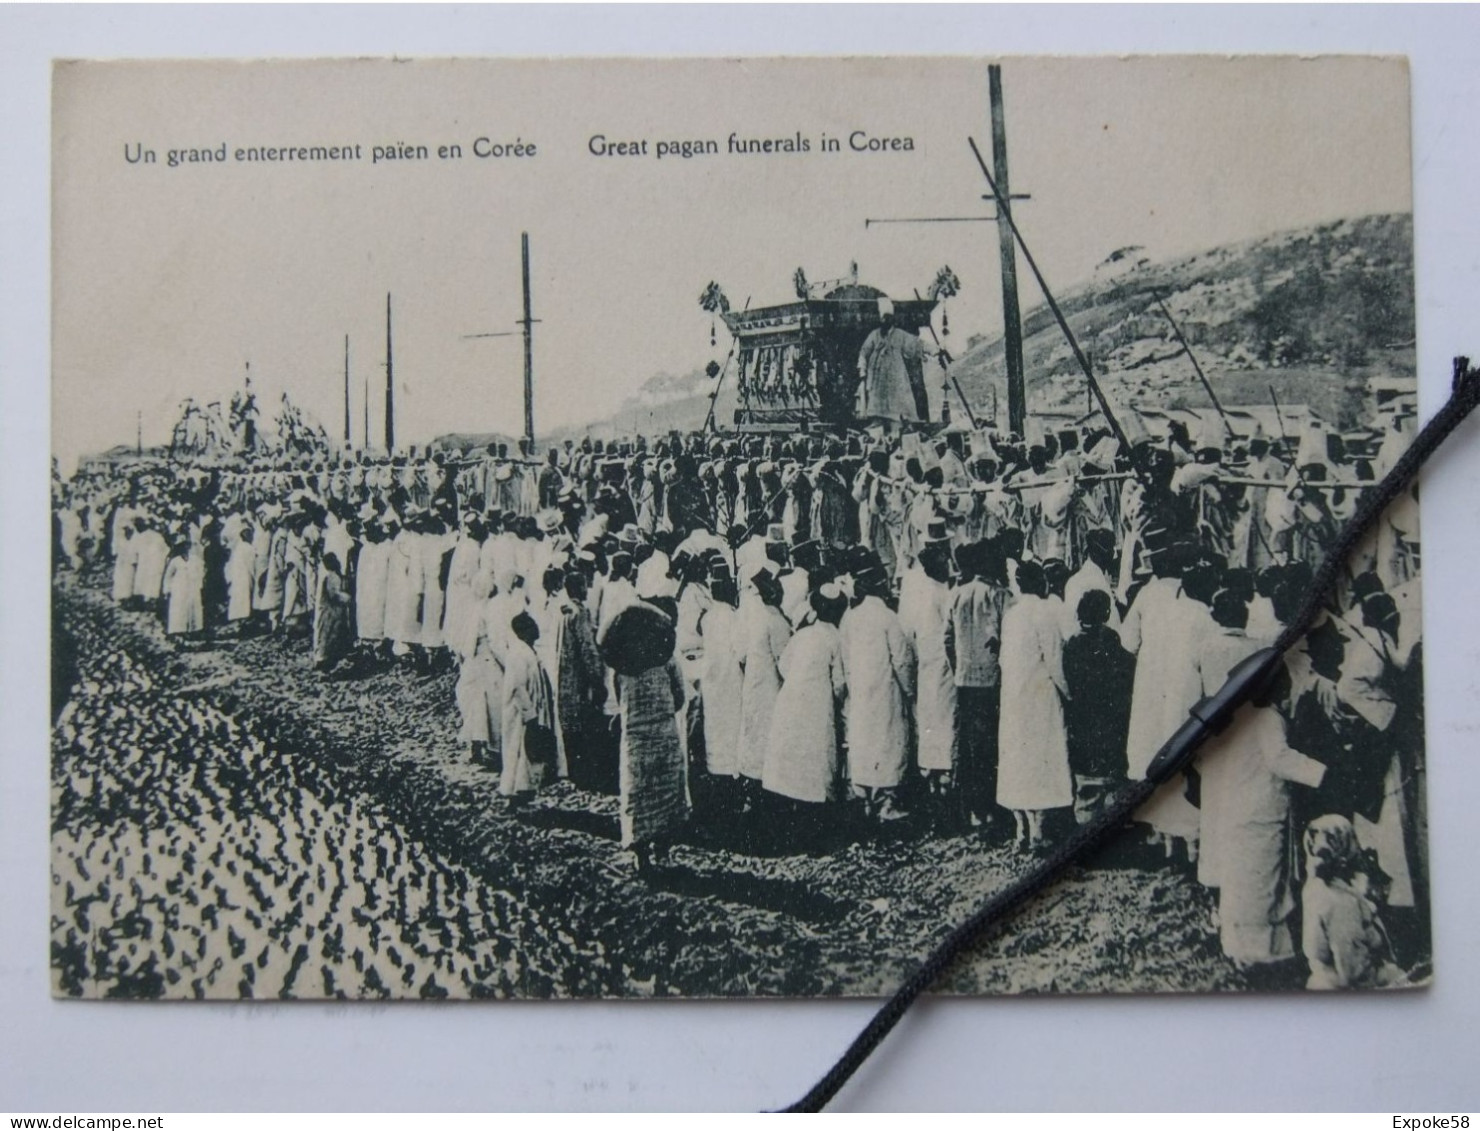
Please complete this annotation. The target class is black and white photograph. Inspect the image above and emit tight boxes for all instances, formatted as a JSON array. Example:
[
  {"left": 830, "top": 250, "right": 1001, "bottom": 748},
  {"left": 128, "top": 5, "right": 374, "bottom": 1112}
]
[{"left": 49, "top": 54, "right": 1429, "bottom": 1003}]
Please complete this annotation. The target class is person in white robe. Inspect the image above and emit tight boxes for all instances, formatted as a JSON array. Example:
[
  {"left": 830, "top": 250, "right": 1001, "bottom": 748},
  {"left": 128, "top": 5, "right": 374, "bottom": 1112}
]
[
  {"left": 258, "top": 520, "right": 289, "bottom": 625},
  {"left": 131, "top": 520, "right": 170, "bottom": 609},
  {"left": 855, "top": 304, "right": 929, "bottom": 422},
  {"left": 1119, "top": 542, "right": 1207, "bottom": 852},
  {"left": 416, "top": 517, "right": 456, "bottom": 652},
  {"left": 161, "top": 538, "right": 206, "bottom": 637},
  {"left": 226, "top": 525, "right": 258, "bottom": 628},
  {"left": 698, "top": 569, "right": 745, "bottom": 782},
  {"left": 250, "top": 510, "right": 278, "bottom": 623},
  {"left": 737, "top": 567, "right": 792, "bottom": 788},
  {"left": 457, "top": 581, "right": 524, "bottom": 767},
  {"left": 840, "top": 570, "right": 916, "bottom": 818},
  {"left": 111, "top": 520, "right": 139, "bottom": 604},
  {"left": 761, "top": 585, "right": 849, "bottom": 849},
  {"left": 1194, "top": 592, "right": 1325, "bottom": 966},
  {"left": 995, "top": 561, "right": 1071, "bottom": 852},
  {"left": 277, "top": 526, "right": 315, "bottom": 632},
  {"left": 499, "top": 611, "right": 556, "bottom": 801},
  {"left": 897, "top": 541, "right": 957, "bottom": 811},
  {"left": 108, "top": 502, "right": 138, "bottom": 584},
  {"left": 442, "top": 515, "right": 487, "bottom": 661},
  {"left": 355, "top": 521, "right": 392, "bottom": 644},
  {"left": 382, "top": 523, "right": 421, "bottom": 654}
]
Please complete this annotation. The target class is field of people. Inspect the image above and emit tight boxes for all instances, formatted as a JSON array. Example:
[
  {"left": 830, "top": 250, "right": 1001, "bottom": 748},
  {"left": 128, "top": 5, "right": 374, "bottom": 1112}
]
[{"left": 51, "top": 571, "right": 1258, "bottom": 1001}]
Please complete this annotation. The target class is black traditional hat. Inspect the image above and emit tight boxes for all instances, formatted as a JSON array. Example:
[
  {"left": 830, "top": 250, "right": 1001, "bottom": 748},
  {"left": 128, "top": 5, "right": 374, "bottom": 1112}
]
[{"left": 598, "top": 601, "right": 676, "bottom": 675}]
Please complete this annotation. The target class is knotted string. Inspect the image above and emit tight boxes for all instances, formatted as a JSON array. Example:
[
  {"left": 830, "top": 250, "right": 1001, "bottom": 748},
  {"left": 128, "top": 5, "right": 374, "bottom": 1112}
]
[{"left": 780, "top": 356, "right": 1480, "bottom": 1113}]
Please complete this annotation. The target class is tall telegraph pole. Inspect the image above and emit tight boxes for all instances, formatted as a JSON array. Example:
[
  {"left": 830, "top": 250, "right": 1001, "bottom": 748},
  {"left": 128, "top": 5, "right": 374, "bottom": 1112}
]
[
  {"left": 989, "top": 64, "right": 1027, "bottom": 439},
  {"left": 384, "top": 293, "right": 396, "bottom": 454},
  {"left": 520, "top": 232, "right": 535, "bottom": 451},
  {"left": 343, "top": 334, "right": 352, "bottom": 447}
]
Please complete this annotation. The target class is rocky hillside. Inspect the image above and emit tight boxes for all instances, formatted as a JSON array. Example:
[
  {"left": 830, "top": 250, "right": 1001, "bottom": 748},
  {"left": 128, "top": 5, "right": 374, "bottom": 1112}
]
[{"left": 950, "top": 212, "right": 1414, "bottom": 431}]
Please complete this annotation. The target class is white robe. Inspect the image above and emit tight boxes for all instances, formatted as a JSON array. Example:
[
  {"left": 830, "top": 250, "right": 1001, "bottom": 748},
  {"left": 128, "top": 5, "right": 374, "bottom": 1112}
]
[
  {"left": 698, "top": 603, "right": 745, "bottom": 777},
  {"left": 1120, "top": 577, "right": 1200, "bottom": 777},
  {"left": 996, "top": 593, "right": 1072, "bottom": 810},
  {"left": 840, "top": 596, "right": 916, "bottom": 790},
  {"left": 111, "top": 531, "right": 138, "bottom": 602},
  {"left": 762, "top": 622, "right": 847, "bottom": 803},
  {"left": 737, "top": 598, "right": 792, "bottom": 780},
  {"left": 162, "top": 552, "right": 205, "bottom": 635},
  {"left": 416, "top": 530, "right": 455, "bottom": 648},
  {"left": 443, "top": 535, "right": 487, "bottom": 660},
  {"left": 1195, "top": 629, "right": 1325, "bottom": 963},
  {"left": 457, "top": 591, "right": 521, "bottom": 747},
  {"left": 897, "top": 569, "right": 957, "bottom": 772},
  {"left": 355, "top": 539, "right": 391, "bottom": 640},
  {"left": 499, "top": 639, "right": 554, "bottom": 796},
  {"left": 226, "top": 536, "right": 257, "bottom": 622},
  {"left": 1120, "top": 580, "right": 1211, "bottom": 838},
  {"left": 131, "top": 530, "right": 169, "bottom": 602},
  {"left": 383, "top": 532, "right": 421, "bottom": 645}
]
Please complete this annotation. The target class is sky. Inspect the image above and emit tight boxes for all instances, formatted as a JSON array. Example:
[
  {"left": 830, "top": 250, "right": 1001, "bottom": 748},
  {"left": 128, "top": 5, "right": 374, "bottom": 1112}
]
[{"left": 51, "top": 55, "right": 1412, "bottom": 470}]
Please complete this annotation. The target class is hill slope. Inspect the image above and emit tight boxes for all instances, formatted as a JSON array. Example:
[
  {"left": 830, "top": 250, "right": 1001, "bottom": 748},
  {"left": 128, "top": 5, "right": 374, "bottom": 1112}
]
[{"left": 950, "top": 212, "right": 1414, "bottom": 431}]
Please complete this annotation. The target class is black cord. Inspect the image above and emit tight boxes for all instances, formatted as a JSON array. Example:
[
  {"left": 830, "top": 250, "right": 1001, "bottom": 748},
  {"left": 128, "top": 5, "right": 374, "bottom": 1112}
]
[{"left": 779, "top": 357, "right": 1480, "bottom": 1113}]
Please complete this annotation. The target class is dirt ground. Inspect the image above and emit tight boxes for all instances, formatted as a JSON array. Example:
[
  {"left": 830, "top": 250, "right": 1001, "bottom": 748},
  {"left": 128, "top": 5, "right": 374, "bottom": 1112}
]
[{"left": 50, "top": 574, "right": 1264, "bottom": 1000}]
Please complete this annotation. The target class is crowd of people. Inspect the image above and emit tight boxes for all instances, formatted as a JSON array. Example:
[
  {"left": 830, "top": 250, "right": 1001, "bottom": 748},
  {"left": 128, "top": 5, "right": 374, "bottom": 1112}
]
[{"left": 52, "top": 407, "right": 1426, "bottom": 988}]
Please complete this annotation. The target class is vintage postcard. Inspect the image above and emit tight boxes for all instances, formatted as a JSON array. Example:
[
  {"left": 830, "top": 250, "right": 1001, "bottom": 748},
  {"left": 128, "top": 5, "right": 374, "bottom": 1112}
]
[{"left": 50, "top": 56, "right": 1426, "bottom": 1000}]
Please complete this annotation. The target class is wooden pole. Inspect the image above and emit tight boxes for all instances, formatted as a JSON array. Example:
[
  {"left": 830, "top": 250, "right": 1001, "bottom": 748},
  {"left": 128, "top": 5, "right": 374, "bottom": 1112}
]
[
  {"left": 989, "top": 64, "right": 1026, "bottom": 440},
  {"left": 521, "top": 232, "right": 534, "bottom": 452},
  {"left": 362, "top": 374, "right": 369, "bottom": 454},
  {"left": 384, "top": 293, "right": 395, "bottom": 454},
  {"left": 1151, "top": 289, "right": 1234, "bottom": 438},
  {"left": 343, "top": 334, "right": 352, "bottom": 447},
  {"left": 969, "top": 136, "right": 1133, "bottom": 454}
]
